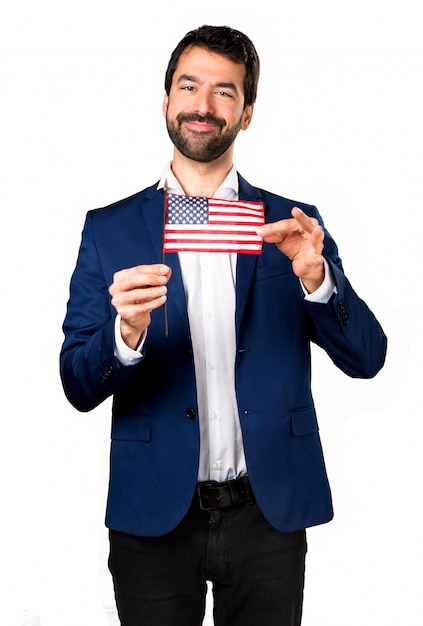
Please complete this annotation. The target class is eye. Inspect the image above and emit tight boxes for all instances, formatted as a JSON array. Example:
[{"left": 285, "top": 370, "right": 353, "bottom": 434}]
[{"left": 216, "top": 90, "right": 233, "bottom": 98}]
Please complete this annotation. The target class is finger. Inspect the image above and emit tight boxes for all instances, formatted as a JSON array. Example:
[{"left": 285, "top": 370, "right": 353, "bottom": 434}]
[
  {"left": 115, "top": 264, "right": 170, "bottom": 282},
  {"left": 291, "top": 207, "right": 318, "bottom": 233},
  {"left": 256, "top": 218, "right": 297, "bottom": 240},
  {"left": 131, "top": 284, "right": 168, "bottom": 304},
  {"left": 112, "top": 291, "right": 168, "bottom": 329},
  {"left": 110, "top": 264, "right": 171, "bottom": 295},
  {"left": 123, "top": 292, "right": 167, "bottom": 318},
  {"left": 113, "top": 284, "right": 167, "bottom": 308}
]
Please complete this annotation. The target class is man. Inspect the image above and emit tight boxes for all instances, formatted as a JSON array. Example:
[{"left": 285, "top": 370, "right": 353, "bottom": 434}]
[{"left": 60, "top": 25, "right": 387, "bottom": 626}]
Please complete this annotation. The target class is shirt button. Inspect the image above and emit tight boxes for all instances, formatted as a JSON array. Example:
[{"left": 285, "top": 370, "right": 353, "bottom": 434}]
[{"left": 186, "top": 407, "right": 196, "bottom": 420}]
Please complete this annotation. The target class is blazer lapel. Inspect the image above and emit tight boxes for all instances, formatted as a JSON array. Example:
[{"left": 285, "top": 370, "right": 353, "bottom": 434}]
[{"left": 235, "top": 175, "right": 266, "bottom": 337}]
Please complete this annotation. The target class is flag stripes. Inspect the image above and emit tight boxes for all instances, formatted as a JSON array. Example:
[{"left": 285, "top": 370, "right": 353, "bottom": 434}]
[{"left": 163, "top": 194, "right": 265, "bottom": 254}]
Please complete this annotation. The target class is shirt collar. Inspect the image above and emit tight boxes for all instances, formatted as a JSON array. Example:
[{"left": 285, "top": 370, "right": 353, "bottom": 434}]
[{"left": 157, "top": 162, "right": 239, "bottom": 200}]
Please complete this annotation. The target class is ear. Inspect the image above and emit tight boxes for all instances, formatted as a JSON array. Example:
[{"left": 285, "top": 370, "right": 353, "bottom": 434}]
[
  {"left": 162, "top": 93, "right": 169, "bottom": 117},
  {"left": 240, "top": 103, "right": 254, "bottom": 130}
]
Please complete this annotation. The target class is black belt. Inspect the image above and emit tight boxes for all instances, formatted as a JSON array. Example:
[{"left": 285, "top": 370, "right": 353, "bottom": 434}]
[{"left": 197, "top": 476, "right": 255, "bottom": 511}]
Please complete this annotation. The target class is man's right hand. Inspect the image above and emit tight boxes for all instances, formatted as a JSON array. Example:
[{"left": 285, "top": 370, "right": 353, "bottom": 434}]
[{"left": 109, "top": 264, "right": 172, "bottom": 349}]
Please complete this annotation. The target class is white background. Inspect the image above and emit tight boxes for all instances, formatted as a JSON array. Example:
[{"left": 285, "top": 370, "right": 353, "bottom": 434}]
[{"left": 1, "top": 1, "right": 422, "bottom": 624}]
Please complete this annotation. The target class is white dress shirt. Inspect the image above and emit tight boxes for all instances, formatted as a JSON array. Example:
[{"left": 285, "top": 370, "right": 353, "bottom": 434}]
[{"left": 115, "top": 163, "right": 336, "bottom": 482}]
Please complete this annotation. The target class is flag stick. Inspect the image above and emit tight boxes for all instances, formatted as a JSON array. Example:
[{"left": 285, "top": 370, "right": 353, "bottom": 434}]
[{"left": 162, "top": 182, "right": 169, "bottom": 337}]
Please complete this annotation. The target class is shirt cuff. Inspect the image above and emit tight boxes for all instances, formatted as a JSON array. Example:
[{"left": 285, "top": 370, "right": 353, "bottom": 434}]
[
  {"left": 114, "top": 315, "right": 145, "bottom": 365},
  {"left": 301, "top": 259, "right": 337, "bottom": 304}
]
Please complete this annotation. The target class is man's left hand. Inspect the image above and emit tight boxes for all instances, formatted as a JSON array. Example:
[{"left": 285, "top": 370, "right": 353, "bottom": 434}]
[{"left": 257, "top": 207, "right": 325, "bottom": 293}]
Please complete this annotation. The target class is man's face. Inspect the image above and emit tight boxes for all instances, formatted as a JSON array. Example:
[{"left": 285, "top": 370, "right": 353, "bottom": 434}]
[{"left": 163, "top": 46, "right": 254, "bottom": 163}]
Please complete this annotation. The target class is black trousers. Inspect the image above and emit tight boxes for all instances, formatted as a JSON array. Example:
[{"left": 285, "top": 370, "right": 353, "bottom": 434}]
[{"left": 108, "top": 497, "right": 307, "bottom": 626}]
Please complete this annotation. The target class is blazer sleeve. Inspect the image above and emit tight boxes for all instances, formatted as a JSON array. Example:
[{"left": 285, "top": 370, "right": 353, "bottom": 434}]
[
  {"left": 303, "top": 206, "right": 387, "bottom": 379},
  {"left": 60, "top": 211, "right": 140, "bottom": 412}
]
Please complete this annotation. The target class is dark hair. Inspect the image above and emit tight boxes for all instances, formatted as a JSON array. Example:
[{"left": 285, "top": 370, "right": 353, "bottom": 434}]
[{"left": 164, "top": 25, "right": 260, "bottom": 107}]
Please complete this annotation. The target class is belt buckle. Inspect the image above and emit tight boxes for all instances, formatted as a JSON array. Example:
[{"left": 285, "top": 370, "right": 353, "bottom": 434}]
[{"left": 197, "top": 481, "right": 222, "bottom": 511}]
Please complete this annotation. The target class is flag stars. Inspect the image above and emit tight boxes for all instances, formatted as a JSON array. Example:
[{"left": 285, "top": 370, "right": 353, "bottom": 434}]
[{"left": 167, "top": 195, "right": 208, "bottom": 224}]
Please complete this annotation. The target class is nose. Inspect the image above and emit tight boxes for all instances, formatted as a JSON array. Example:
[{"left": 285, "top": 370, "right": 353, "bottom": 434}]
[{"left": 192, "top": 89, "right": 215, "bottom": 116}]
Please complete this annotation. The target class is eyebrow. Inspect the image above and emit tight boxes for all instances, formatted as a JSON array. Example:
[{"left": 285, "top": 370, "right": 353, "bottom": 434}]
[{"left": 176, "top": 74, "right": 240, "bottom": 94}]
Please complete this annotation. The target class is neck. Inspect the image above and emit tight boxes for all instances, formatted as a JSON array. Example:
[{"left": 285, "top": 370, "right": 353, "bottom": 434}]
[{"left": 170, "top": 150, "right": 233, "bottom": 197}]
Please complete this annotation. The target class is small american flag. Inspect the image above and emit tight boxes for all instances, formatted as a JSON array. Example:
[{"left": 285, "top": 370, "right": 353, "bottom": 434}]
[{"left": 163, "top": 194, "right": 265, "bottom": 254}]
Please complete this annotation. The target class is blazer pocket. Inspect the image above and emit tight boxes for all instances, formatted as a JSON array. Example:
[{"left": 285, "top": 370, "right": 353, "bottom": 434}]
[
  {"left": 289, "top": 406, "right": 319, "bottom": 437},
  {"left": 255, "top": 261, "right": 292, "bottom": 281},
  {"left": 111, "top": 414, "right": 152, "bottom": 442}
]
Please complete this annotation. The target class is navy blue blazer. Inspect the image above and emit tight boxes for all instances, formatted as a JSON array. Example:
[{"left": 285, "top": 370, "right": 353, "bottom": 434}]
[{"left": 60, "top": 174, "right": 387, "bottom": 536}]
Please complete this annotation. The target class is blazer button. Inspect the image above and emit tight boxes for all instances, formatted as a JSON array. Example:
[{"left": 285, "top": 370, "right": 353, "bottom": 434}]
[
  {"left": 186, "top": 407, "right": 196, "bottom": 420},
  {"left": 101, "top": 365, "right": 114, "bottom": 383},
  {"left": 337, "top": 302, "right": 349, "bottom": 326}
]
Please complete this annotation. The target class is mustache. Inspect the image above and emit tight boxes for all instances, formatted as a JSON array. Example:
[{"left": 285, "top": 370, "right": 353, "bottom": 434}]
[{"left": 176, "top": 112, "right": 226, "bottom": 130}]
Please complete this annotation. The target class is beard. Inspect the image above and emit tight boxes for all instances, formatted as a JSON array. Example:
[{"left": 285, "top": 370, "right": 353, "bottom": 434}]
[{"left": 166, "top": 112, "right": 243, "bottom": 163}]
